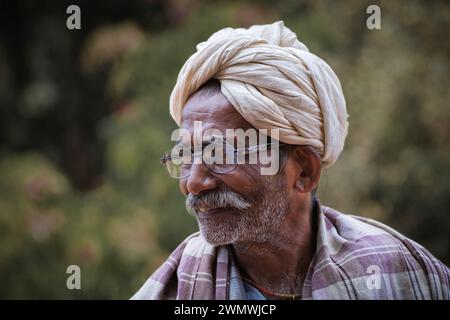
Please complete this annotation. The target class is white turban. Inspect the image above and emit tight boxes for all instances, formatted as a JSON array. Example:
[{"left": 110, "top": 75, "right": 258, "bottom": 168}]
[{"left": 169, "top": 21, "right": 349, "bottom": 168}]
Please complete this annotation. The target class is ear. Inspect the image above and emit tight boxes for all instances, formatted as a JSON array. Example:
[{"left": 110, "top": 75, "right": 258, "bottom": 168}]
[{"left": 291, "top": 146, "right": 322, "bottom": 193}]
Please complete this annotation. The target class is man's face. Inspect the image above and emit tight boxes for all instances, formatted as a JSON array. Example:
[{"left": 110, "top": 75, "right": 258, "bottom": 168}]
[{"left": 179, "top": 91, "right": 292, "bottom": 245}]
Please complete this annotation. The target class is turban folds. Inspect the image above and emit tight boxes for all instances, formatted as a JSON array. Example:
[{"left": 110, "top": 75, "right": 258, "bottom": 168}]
[{"left": 169, "top": 21, "right": 349, "bottom": 168}]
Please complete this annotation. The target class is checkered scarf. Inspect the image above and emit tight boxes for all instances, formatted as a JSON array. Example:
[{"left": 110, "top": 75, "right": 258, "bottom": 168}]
[{"left": 132, "top": 202, "right": 450, "bottom": 300}]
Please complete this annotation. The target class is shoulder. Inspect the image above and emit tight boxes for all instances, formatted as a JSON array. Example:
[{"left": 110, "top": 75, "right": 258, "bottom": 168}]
[
  {"left": 313, "top": 205, "right": 450, "bottom": 299},
  {"left": 317, "top": 205, "right": 412, "bottom": 258},
  {"left": 319, "top": 204, "right": 448, "bottom": 271},
  {"left": 321, "top": 205, "right": 431, "bottom": 252}
]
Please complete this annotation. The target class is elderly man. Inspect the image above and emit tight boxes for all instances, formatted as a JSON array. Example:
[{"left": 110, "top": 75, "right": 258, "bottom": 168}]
[{"left": 132, "top": 21, "right": 450, "bottom": 300}]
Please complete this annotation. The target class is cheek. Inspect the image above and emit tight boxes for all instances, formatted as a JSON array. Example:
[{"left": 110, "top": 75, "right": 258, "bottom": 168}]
[
  {"left": 221, "top": 165, "right": 262, "bottom": 194},
  {"left": 177, "top": 165, "right": 264, "bottom": 196}
]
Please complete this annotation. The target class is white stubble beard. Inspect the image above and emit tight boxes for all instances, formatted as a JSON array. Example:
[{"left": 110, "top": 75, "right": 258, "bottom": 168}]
[{"left": 196, "top": 174, "right": 290, "bottom": 246}]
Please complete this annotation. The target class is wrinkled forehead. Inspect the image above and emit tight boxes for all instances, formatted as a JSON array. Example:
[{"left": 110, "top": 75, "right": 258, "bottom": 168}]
[{"left": 180, "top": 91, "right": 255, "bottom": 143}]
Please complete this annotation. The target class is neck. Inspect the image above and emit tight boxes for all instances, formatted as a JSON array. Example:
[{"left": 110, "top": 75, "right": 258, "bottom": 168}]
[{"left": 231, "top": 198, "right": 317, "bottom": 294}]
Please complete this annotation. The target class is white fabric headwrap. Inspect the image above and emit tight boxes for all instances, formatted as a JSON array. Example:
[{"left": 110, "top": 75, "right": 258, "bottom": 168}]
[{"left": 169, "top": 21, "right": 349, "bottom": 168}]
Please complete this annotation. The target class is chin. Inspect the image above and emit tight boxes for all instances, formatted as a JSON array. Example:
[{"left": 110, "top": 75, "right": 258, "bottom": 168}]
[{"left": 198, "top": 223, "right": 238, "bottom": 246}]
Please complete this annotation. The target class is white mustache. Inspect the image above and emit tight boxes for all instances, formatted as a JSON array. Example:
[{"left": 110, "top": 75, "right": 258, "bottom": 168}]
[{"left": 186, "top": 191, "right": 251, "bottom": 213}]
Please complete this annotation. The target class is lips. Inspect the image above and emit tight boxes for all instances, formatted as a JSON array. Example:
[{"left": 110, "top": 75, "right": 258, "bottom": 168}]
[
  {"left": 195, "top": 206, "right": 230, "bottom": 218},
  {"left": 196, "top": 204, "right": 219, "bottom": 212}
]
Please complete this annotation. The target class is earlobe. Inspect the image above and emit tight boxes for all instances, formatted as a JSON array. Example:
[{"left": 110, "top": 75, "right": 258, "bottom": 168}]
[{"left": 293, "top": 146, "right": 321, "bottom": 193}]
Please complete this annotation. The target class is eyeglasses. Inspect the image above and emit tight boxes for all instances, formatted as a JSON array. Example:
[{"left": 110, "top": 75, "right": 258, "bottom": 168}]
[{"left": 160, "top": 138, "right": 287, "bottom": 179}]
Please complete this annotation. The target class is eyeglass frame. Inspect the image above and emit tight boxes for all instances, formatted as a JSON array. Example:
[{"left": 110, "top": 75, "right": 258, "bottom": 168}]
[{"left": 160, "top": 139, "right": 289, "bottom": 179}]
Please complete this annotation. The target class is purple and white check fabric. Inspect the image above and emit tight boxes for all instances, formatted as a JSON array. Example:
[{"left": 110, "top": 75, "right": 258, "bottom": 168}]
[{"left": 132, "top": 202, "right": 450, "bottom": 300}]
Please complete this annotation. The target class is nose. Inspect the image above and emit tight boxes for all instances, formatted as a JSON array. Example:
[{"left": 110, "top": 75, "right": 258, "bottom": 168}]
[{"left": 182, "top": 163, "right": 218, "bottom": 196}]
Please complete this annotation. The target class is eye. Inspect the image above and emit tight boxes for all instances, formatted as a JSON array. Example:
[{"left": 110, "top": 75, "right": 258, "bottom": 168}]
[
  {"left": 170, "top": 144, "right": 193, "bottom": 163},
  {"left": 172, "top": 147, "right": 185, "bottom": 158}
]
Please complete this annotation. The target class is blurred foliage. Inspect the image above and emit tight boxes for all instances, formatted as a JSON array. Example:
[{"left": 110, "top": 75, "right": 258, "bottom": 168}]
[{"left": 0, "top": 0, "right": 449, "bottom": 298}]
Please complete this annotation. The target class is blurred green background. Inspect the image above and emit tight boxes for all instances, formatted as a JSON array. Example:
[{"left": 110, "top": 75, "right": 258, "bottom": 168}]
[{"left": 0, "top": 0, "right": 449, "bottom": 299}]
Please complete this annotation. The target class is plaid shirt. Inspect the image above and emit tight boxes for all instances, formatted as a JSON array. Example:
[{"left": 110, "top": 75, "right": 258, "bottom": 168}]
[{"left": 132, "top": 201, "right": 450, "bottom": 300}]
